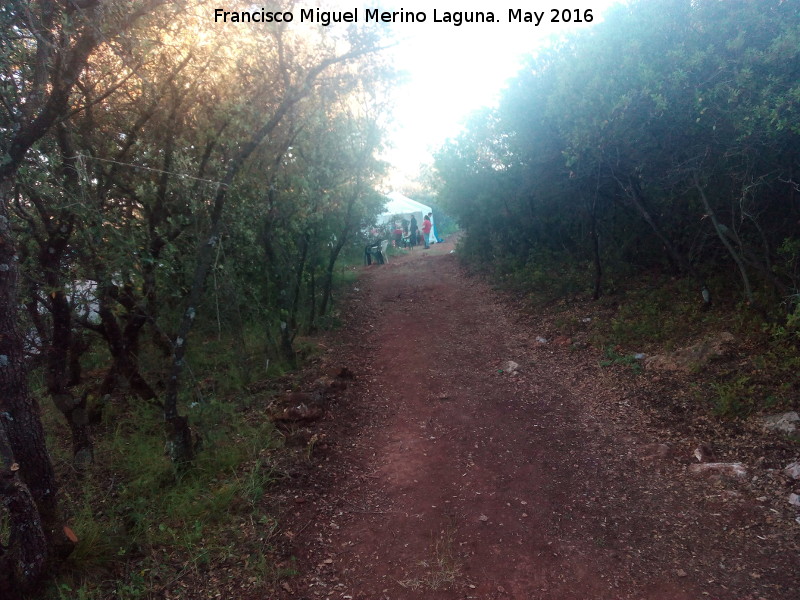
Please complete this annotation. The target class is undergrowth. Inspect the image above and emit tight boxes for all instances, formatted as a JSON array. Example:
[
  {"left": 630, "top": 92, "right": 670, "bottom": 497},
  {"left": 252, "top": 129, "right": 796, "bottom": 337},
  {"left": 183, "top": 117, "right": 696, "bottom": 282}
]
[
  {"left": 474, "top": 247, "right": 800, "bottom": 421},
  {"left": 704, "top": 311, "right": 800, "bottom": 418},
  {"left": 600, "top": 346, "right": 643, "bottom": 374},
  {"left": 36, "top": 278, "right": 358, "bottom": 598},
  {"left": 47, "top": 388, "right": 284, "bottom": 599}
]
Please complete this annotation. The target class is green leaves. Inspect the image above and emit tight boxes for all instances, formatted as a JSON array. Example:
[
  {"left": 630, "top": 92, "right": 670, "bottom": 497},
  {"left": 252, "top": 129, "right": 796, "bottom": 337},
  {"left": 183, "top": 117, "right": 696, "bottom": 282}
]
[{"left": 435, "top": 0, "right": 800, "bottom": 308}]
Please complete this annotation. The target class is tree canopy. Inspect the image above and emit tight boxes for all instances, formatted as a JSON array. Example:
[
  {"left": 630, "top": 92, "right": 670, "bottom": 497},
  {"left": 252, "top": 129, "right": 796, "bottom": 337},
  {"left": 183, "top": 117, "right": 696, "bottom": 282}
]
[
  {"left": 1, "top": 1, "right": 392, "bottom": 594},
  {"left": 436, "top": 0, "right": 800, "bottom": 310}
]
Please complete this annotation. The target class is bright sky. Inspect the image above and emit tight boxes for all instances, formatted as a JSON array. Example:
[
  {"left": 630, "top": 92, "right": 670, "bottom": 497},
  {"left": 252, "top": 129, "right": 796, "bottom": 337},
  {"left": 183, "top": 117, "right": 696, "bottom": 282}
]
[{"left": 371, "top": 1, "right": 625, "bottom": 184}]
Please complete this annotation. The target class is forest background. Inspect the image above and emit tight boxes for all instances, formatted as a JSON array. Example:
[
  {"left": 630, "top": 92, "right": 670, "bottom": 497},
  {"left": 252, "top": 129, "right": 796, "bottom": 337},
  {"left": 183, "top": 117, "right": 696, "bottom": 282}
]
[
  {"left": 436, "top": 0, "right": 800, "bottom": 418},
  {"left": 0, "top": 0, "right": 798, "bottom": 598}
]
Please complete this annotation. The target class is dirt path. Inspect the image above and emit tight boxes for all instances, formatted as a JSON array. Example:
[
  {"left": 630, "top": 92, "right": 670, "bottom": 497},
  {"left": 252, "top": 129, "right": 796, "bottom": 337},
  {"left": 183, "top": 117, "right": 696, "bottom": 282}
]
[{"left": 274, "top": 239, "right": 798, "bottom": 600}]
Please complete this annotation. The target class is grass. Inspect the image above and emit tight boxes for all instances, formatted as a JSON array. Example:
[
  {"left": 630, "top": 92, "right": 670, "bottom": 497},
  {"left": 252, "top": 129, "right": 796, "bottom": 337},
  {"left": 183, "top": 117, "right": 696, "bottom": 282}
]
[
  {"left": 705, "top": 335, "right": 798, "bottom": 419},
  {"left": 604, "top": 288, "right": 797, "bottom": 418},
  {"left": 33, "top": 313, "right": 325, "bottom": 599},
  {"left": 22, "top": 240, "right": 375, "bottom": 598},
  {"left": 46, "top": 391, "right": 285, "bottom": 598},
  {"left": 591, "top": 278, "right": 718, "bottom": 351},
  {"left": 481, "top": 256, "right": 799, "bottom": 421},
  {"left": 398, "top": 519, "right": 462, "bottom": 591},
  {"left": 599, "top": 345, "right": 643, "bottom": 374}
]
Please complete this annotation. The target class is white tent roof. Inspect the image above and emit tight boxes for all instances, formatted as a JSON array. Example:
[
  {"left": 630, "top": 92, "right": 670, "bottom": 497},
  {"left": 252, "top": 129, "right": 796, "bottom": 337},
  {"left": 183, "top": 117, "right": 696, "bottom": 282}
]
[
  {"left": 377, "top": 192, "right": 438, "bottom": 244},
  {"left": 377, "top": 192, "right": 432, "bottom": 224}
]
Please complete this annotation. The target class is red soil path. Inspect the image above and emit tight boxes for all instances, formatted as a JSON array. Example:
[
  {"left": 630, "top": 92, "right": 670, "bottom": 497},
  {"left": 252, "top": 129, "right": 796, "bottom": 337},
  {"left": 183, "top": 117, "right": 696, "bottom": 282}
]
[{"left": 274, "top": 238, "right": 798, "bottom": 600}]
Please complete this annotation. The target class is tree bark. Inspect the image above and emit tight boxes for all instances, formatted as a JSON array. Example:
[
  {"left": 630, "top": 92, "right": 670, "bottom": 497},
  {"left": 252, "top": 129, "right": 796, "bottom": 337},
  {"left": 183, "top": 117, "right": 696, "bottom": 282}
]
[
  {"left": 694, "top": 173, "right": 754, "bottom": 304},
  {"left": 307, "top": 270, "right": 318, "bottom": 334},
  {"left": 0, "top": 422, "right": 48, "bottom": 599},
  {"left": 320, "top": 187, "right": 361, "bottom": 317},
  {"left": 37, "top": 126, "right": 94, "bottom": 467},
  {"left": 0, "top": 181, "right": 71, "bottom": 592},
  {"left": 95, "top": 281, "right": 157, "bottom": 402},
  {"left": 622, "top": 176, "right": 712, "bottom": 306},
  {"left": 162, "top": 49, "right": 375, "bottom": 465},
  {"left": 586, "top": 168, "right": 604, "bottom": 300},
  {"left": 0, "top": 0, "right": 170, "bottom": 589},
  {"left": 590, "top": 192, "right": 603, "bottom": 301}
]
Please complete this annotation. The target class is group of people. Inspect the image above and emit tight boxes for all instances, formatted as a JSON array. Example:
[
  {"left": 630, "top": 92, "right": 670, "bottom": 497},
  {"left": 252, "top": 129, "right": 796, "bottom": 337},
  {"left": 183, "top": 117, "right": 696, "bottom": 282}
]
[
  {"left": 393, "top": 213, "right": 433, "bottom": 250},
  {"left": 365, "top": 213, "right": 434, "bottom": 266}
]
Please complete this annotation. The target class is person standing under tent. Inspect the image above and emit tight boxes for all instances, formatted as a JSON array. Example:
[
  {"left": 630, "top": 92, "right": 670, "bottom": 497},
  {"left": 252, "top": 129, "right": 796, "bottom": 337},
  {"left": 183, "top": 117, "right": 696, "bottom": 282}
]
[
  {"left": 421, "top": 213, "right": 432, "bottom": 249},
  {"left": 393, "top": 222, "right": 403, "bottom": 248},
  {"left": 409, "top": 215, "right": 418, "bottom": 248}
]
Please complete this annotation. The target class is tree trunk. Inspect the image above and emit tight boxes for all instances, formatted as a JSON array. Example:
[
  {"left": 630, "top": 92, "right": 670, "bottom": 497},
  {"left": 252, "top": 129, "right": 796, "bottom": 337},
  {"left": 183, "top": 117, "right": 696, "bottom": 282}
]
[
  {"left": 162, "top": 43, "right": 378, "bottom": 466},
  {"left": 319, "top": 249, "right": 341, "bottom": 317},
  {"left": 589, "top": 190, "right": 603, "bottom": 300},
  {"left": 96, "top": 282, "right": 156, "bottom": 401},
  {"left": 694, "top": 173, "right": 754, "bottom": 305},
  {"left": 0, "top": 181, "right": 72, "bottom": 593},
  {"left": 320, "top": 197, "right": 357, "bottom": 317},
  {"left": 48, "top": 291, "right": 94, "bottom": 468},
  {"left": 307, "top": 270, "right": 317, "bottom": 334},
  {"left": 0, "top": 1, "right": 165, "bottom": 589},
  {"left": 0, "top": 423, "right": 48, "bottom": 599},
  {"left": 42, "top": 260, "right": 94, "bottom": 468},
  {"left": 290, "top": 234, "right": 310, "bottom": 333},
  {"left": 624, "top": 177, "right": 712, "bottom": 306}
]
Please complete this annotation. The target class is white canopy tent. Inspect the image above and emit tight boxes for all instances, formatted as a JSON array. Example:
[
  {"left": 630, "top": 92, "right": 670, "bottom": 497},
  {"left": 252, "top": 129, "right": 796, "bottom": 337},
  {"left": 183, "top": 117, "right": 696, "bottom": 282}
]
[{"left": 377, "top": 192, "right": 437, "bottom": 244}]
